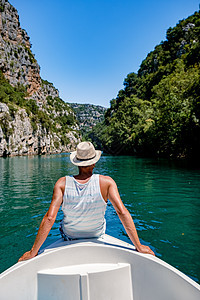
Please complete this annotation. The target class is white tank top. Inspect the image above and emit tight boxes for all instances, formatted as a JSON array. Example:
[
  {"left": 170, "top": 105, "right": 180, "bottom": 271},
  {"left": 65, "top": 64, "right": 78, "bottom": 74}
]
[{"left": 61, "top": 174, "right": 107, "bottom": 239}]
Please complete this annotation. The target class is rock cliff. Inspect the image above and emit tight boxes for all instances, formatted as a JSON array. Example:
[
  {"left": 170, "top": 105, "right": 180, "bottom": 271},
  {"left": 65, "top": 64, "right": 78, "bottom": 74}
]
[
  {"left": 0, "top": 0, "right": 41, "bottom": 98},
  {"left": 0, "top": 0, "right": 80, "bottom": 157}
]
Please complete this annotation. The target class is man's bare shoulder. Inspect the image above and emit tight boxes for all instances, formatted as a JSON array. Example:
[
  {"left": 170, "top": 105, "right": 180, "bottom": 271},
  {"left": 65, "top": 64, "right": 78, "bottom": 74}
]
[
  {"left": 99, "top": 175, "right": 116, "bottom": 186},
  {"left": 54, "top": 177, "right": 66, "bottom": 189}
]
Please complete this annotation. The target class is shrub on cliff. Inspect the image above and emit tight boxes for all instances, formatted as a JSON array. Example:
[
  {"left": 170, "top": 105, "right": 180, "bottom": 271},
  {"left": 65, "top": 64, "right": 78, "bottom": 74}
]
[{"left": 0, "top": 70, "right": 26, "bottom": 106}]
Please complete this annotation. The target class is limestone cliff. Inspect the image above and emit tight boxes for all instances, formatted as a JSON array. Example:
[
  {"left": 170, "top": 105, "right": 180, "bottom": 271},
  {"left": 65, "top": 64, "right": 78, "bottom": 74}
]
[
  {"left": 0, "top": 0, "right": 80, "bottom": 156},
  {"left": 0, "top": 0, "right": 41, "bottom": 98}
]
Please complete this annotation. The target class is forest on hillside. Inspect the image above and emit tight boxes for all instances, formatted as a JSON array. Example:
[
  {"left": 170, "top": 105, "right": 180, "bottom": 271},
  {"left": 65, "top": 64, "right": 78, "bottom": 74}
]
[
  {"left": 69, "top": 103, "right": 106, "bottom": 135},
  {"left": 87, "top": 11, "right": 200, "bottom": 161}
]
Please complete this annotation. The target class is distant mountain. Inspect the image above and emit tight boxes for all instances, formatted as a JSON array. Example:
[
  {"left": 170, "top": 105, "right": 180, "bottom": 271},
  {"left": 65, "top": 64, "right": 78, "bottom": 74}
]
[
  {"left": 69, "top": 103, "right": 107, "bottom": 135},
  {"left": 0, "top": 0, "right": 80, "bottom": 157}
]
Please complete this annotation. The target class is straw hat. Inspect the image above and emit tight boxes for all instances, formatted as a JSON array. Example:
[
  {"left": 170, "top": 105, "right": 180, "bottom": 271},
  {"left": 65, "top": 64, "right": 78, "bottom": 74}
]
[{"left": 70, "top": 142, "right": 101, "bottom": 166}]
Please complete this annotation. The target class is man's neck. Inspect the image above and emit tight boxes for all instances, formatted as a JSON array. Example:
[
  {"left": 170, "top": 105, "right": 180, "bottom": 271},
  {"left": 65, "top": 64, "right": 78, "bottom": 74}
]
[
  {"left": 77, "top": 171, "right": 93, "bottom": 179},
  {"left": 75, "top": 165, "right": 94, "bottom": 180}
]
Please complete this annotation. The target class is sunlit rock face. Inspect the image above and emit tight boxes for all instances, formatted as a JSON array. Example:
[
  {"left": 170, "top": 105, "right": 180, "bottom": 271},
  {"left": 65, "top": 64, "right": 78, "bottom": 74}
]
[{"left": 0, "top": 0, "right": 81, "bottom": 157}]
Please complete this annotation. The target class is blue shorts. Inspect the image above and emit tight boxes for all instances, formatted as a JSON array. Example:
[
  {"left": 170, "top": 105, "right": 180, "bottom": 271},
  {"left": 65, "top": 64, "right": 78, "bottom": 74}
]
[{"left": 59, "top": 223, "right": 77, "bottom": 241}]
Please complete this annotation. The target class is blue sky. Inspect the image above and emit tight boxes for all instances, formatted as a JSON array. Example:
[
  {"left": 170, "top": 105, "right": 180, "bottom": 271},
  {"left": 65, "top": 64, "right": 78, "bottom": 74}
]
[{"left": 10, "top": 0, "right": 199, "bottom": 107}]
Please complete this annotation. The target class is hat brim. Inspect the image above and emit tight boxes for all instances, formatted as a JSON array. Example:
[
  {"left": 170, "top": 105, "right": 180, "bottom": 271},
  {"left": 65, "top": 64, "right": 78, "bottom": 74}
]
[{"left": 70, "top": 150, "right": 102, "bottom": 166}]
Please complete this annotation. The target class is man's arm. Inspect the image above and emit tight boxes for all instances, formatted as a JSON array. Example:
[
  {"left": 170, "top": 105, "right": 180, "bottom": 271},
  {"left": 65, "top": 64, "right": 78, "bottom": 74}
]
[
  {"left": 106, "top": 176, "right": 155, "bottom": 256},
  {"left": 18, "top": 177, "right": 65, "bottom": 261}
]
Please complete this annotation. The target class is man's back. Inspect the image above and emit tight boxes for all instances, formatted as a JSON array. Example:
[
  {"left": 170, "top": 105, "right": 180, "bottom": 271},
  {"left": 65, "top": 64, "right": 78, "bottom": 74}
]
[{"left": 61, "top": 174, "right": 107, "bottom": 239}]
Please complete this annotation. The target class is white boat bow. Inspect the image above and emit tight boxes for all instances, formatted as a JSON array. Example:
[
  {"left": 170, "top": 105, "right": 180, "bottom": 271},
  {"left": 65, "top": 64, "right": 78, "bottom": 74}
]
[{"left": 0, "top": 234, "right": 200, "bottom": 300}]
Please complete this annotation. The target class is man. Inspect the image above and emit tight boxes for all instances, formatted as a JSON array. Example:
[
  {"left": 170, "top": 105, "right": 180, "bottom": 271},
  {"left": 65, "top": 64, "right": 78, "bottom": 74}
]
[{"left": 19, "top": 141, "right": 155, "bottom": 261}]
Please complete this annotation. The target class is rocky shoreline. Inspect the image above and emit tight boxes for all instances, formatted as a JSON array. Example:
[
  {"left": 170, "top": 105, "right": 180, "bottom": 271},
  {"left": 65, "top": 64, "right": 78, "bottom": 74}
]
[{"left": 0, "top": 102, "right": 79, "bottom": 157}]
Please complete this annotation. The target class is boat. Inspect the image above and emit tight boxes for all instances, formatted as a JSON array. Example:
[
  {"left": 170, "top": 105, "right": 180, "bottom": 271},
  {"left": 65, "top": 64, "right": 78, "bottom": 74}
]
[{"left": 0, "top": 234, "right": 200, "bottom": 300}]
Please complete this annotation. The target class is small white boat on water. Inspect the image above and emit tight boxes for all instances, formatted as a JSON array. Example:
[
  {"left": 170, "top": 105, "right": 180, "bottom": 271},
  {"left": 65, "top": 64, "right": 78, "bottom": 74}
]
[{"left": 1, "top": 234, "right": 200, "bottom": 300}]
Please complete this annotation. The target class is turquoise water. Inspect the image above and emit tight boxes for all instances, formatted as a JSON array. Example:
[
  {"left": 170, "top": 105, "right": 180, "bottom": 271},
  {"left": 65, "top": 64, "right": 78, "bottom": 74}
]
[{"left": 0, "top": 154, "right": 200, "bottom": 283}]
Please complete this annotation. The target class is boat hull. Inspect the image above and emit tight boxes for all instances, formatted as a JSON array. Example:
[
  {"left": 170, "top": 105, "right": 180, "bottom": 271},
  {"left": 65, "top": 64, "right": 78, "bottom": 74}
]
[{"left": 0, "top": 235, "right": 200, "bottom": 300}]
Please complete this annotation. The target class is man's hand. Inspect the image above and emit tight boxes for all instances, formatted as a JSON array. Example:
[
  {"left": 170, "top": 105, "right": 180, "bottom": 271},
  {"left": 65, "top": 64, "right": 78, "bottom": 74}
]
[
  {"left": 18, "top": 250, "right": 37, "bottom": 262},
  {"left": 136, "top": 244, "right": 155, "bottom": 256}
]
